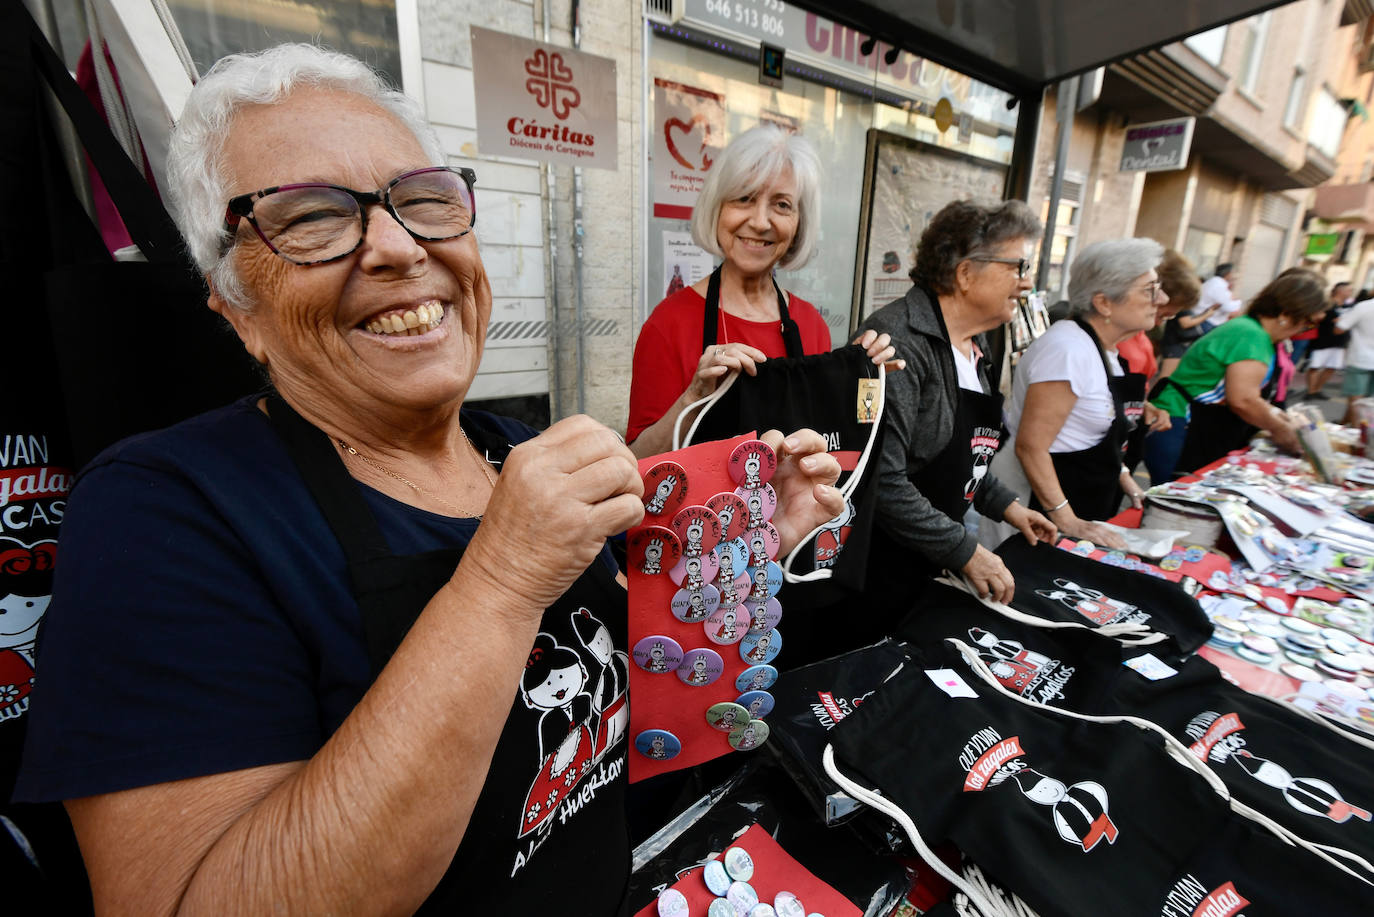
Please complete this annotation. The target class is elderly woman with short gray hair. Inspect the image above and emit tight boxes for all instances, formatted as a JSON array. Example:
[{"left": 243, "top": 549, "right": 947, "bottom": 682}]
[
  {"left": 855, "top": 199, "right": 1056, "bottom": 611},
  {"left": 627, "top": 123, "right": 897, "bottom": 455},
  {"left": 1004, "top": 238, "right": 1170, "bottom": 547}
]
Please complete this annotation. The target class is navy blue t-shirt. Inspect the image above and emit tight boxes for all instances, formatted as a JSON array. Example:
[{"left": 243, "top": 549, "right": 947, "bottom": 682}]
[{"left": 15, "top": 397, "right": 631, "bottom": 910}]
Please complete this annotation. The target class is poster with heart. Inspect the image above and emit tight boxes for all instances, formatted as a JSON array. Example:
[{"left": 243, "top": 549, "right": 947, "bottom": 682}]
[
  {"left": 470, "top": 26, "right": 618, "bottom": 170},
  {"left": 653, "top": 78, "right": 725, "bottom": 220}
]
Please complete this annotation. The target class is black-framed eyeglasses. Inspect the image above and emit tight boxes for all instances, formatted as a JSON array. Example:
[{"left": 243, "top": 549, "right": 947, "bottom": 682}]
[
  {"left": 1137, "top": 280, "right": 1164, "bottom": 301},
  {"left": 968, "top": 256, "right": 1031, "bottom": 279},
  {"left": 223, "top": 166, "right": 477, "bottom": 265}
]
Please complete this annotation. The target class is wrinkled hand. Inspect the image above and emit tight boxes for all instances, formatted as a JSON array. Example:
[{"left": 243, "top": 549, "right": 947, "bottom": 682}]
[
  {"left": 758, "top": 428, "right": 844, "bottom": 556},
  {"left": 1053, "top": 512, "right": 1126, "bottom": 549},
  {"left": 1144, "top": 404, "right": 1171, "bottom": 432},
  {"left": 685, "top": 343, "right": 768, "bottom": 403},
  {"left": 852, "top": 329, "right": 907, "bottom": 374},
  {"left": 1003, "top": 500, "right": 1056, "bottom": 545},
  {"left": 1271, "top": 413, "right": 1303, "bottom": 455},
  {"left": 463, "top": 415, "right": 644, "bottom": 611},
  {"left": 961, "top": 544, "right": 1015, "bottom": 604}
]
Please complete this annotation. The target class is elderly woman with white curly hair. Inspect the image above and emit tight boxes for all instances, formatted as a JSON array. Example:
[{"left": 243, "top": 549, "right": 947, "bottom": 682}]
[
  {"left": 14, "top": 43, "right": 847, "bottom": 914},
  {"left": 998, "top": 238, "right": 1171, "bottom": 548},
  {"left": 627, "top": 123, "right": 897, "bottom": 456}
]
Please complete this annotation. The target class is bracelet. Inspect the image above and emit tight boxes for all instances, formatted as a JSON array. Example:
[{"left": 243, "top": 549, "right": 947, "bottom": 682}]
[{"left": 1046, "top": 498, "right": 1069, "bottom": 514}]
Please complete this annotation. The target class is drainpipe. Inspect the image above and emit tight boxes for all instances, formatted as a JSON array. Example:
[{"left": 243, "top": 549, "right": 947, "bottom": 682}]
[
  {"left": 542, "top": 0, "right": 563, "bottom": 419},
  {"left": 1036, "top": 75, "right": 1078, "bottom": 297},
  {"left": 571, "top": 0, "right": 587, "bottom": 415}
]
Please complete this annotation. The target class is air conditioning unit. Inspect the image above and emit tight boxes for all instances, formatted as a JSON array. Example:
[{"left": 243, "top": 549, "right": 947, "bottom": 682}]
[{"left": 644, "top": 0, "right": 685, "bottom": 26}]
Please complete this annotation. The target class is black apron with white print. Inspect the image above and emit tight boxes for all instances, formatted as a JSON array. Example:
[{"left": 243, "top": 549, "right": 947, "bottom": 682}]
[
  {"left": 266, "top": 395, "right": 631, "bottom": 915},
  {"left": 1031, "top": 319, "right": 1145, "bottom": 522},
  {"left": 996, "top": 538, "right": 1213, "bottom": 657},
  {"left": 826, "top": 642, "right": 1371, "bottom": 917},
  {"left": 1110, "top": 653, "right": 1374, "bottom": 874}
]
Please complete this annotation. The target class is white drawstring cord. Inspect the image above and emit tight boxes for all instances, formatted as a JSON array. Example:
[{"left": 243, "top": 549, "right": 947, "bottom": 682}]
[
  {"left": 950, "top": 639, "right": 1374, "bottom": 886},
  {"left": 821, "top": 745, "right": 1015, "bottom": 917},
  {"left": 935, "top": 574, "right": 1168, "bottom": 645},
  {"left": 781, "top": 365, "right": 888, "bottom": 583},
  {"left": 674, "top": 368, "right": 739, "bottom": 451},
  {"left": 955, "top": 863, "right": 1042, "bottom": 917}
]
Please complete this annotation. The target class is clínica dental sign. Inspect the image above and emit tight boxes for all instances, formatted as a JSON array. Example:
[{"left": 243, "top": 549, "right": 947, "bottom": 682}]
[
  {"left": 1119, "top": 117, "right": 1195, "bottom": 173},
  {"left": 470, "top": 26, "right": 618, "bottom": 170}
]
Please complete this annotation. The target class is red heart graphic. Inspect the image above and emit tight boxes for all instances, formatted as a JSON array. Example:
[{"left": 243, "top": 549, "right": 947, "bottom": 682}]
[
  {"left": 525, "top": 49, "right": 551, "bottom": 79},
  {"left": 550, "top": 83, "right": 581, "bottom": 120},
  {"left": 547, "top": 52, "right": 574, "bottom": 83},
  {"left": 664, "top": 115, "right": 714, "bottom": 171},
  {"left": 525, "top": 77, "right": 551, "bottom": 108}
]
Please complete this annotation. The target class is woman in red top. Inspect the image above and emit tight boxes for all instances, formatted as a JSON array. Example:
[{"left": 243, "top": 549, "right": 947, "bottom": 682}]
[{"left": 627, "top": 124, "right": 897, "bottom": 455}]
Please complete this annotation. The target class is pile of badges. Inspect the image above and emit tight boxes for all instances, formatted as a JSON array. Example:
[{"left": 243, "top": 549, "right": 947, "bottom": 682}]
[
  {"left": 630, "top": 441, "right": 786, "bottom": 761},
  {"left": 656, "top": 845, "right": 823, "bottom": 917},
  {"left": 1201, "top": 593, "right": 1374, "bottom": 697}
]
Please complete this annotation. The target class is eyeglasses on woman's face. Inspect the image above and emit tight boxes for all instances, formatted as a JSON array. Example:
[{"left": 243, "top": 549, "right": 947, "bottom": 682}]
[
  {"left": 223, "top": 166, "right": 477, "bottom": 265},
  {"left": 967, "top": 255, "right": 1031, "bottom": 279}
]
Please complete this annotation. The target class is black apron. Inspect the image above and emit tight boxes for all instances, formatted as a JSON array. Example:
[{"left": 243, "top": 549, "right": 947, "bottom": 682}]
[
  {"left": 702, "top": 265, "right": 805, "bottom": 358},
  {"left": 1031, "top": 320, "right": 1146, "bottom": 522},
  {"left": 264, "top": 395, "right": 632, "bottom": 915},
  {"left": 861, "top": 298, "right": 1005, "bottom": 632},
  {"left": 1150, "top": 363, "right": 1277, "bottom": 477}
]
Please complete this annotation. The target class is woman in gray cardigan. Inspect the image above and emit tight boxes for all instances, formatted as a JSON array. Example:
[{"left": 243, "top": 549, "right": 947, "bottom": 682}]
[{"left": 858, "top": 200, "right": 1055, "bottom": 610}]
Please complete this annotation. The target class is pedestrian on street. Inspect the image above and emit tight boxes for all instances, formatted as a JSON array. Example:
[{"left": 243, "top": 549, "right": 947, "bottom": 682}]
[
  {"left": 1303, "top": 282, "right": 1352, "bottom": 401},
  {"left": 1337, "top": 289, "right": 1374, "bottom": 423}
]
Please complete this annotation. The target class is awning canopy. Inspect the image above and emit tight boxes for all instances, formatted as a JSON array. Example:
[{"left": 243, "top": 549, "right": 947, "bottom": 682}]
[{"left": 785, "top": 0, "right": 1295, "bottom": 97}]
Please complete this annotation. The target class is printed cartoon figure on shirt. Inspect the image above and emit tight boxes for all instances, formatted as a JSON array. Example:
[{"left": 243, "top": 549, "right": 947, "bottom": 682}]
[
  {"left": 647, "top": 474, "right": 678, "bottom": 515},
  {"left": 964, "top": 426, "right": 1001, "bottom": 501},
  {"left": 571, "top": 608, "right": 629, "bottom": 761},
  {"left": 1034, "top": 578, "right": 1151, "bottom": 627},
  {"left": 1184, "top": 710, "right": 1372, "bottom": 825},
  {"left": 518, "top": 631, "right": 596, "bottom": 838},
  {"left": 0, "top": 537, "right": 55, "bottom": 721}
]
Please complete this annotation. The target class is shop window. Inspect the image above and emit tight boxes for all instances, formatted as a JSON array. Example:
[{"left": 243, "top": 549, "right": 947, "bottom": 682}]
[
  {"left": 165, "top": 1, "right": 401, "bottom": 86},
  {"left": 1238, "top": 12, "right": 1270, "bottom": 96},
  {"left": 1039, "top": 177, "right": 1082, "bottom": 299},
  {"left": 1183, "top": 227, "right": 1224, "bottom": 278},
  {"left": 1184, "top": 25, "right": 1227, "bottom": 66}
]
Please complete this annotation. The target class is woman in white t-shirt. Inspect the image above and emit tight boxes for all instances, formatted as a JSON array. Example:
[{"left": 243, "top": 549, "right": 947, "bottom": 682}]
[{"left": 1002, "top": 239, "right": 1170, "bottom": 547}]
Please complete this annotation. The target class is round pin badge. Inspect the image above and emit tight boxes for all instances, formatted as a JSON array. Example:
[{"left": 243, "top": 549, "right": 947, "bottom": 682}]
[
  {"left": 745, "top": 525, "right": 782, "bottom": 567},
  {"left": 736, "top": 664, "right": 779, "bottom": 693},
  {"left": 673, "top": 505, "right": 723, "bottom": 560},
  {"left": 714, "top": 537, "right": 751, "bottom": 584},
  {"left": 1235, "top": 645, "right": 1273, "bottom": 666},
  {"left": 630, "top": 526, "right": 682, "bottom": 577},
  {"left": 749, "top": 905, "right": 777, "bottom": 917},
  {"left": 707, "top": 491, "right": 751, "bottom": 543},
  {"left": 727, "top": 882, "right": 760, "bottom": 914},
  {"left": 671, "top": 585, "right": 721, "bottom": 623},
  {"left": 705, "top": 701, "right": 751, "bottom": 732},
  {"left": 1285, "top": 648, "right": 1318, "bottom": 666},
  {"left": 736, "top": 690, "right": 775, "bottom": 719},
  {"left": 658, "top": 888, "right": 690, "bottom": 917},
  {"left": 723, "top": 846, "right": 755, "bottom": 881},
  {"left": 635, "top": 729, "right": 682, "bottom": 761},
  {"left": 678, "top": 648, "right": 725, "bottom": 686},
  {"left": 736, "top": 484, "right": 777, "bottom": 528},
  {"left": 707, "top": 900, "right": 735, "bottom": 917},
  {"left": 1207, "top": 628, "right": 1243, "bottom": 649},
  {"left": 746, "top": 562, "right": 784, "bottom": 602},
  {"left": 633, "top": 635, "right": 684, "bottom": 674},
  {"left": 1325, "top": 630, "right": 1362, "bottom": 654},
  {"left": 744, "top": 597, "right": 783, "bottom": 633},
  {"left": 703, "top": 859, "right": 732, "bottom": 896},
  {"left": 1183, "top": 547, "right": 1206, "bottom": 563},
  {"left": 1281, "top": 616, "right": 1320, "bottom": 636},
  {"left": 670, "top": 551, "right": 720, "bottom": 592},
  {"left": 1262, "top": 596, "right": 1289, "bottom": 614},
  {"left": 1324, "top": 678, "right": 1365, "bottom": 697},
  {"left": 643, "top": 462, "right": 689, "bottom": 518},
  {"left": 1159, "top": 556, "right": 1182, "bottom": 571},
  {"left": 704, "top": 602, "right": 748, "bottom": 645},
  {"left": 1280, "top": 662, "right": 1323, "bottom": 682},
  {"left": 729, "top": 440, "right": 777, "bottom": 489},
  {"left": 773, "top": 893, "right": 806, "bottom": 917},
  {"left": 728, "top": 719, "right": 770, "bottom": 750},
  {"left": 1210, "top": 615, "right": 1248, "bottom": 634},
  {"left": 740, "top": 628, "right": 782, "bottom": 665},
  {"left": 1242, "top": 634, "right": 1280, "bottom": 656},
  {"left": 1072, "top": 540, "right": 1095, "bottom": 555}
]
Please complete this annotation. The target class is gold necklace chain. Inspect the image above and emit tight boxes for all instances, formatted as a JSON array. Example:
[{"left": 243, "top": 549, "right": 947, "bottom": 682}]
[{"left": 336, "top": 430, "right": 495, "bottom": 517}]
